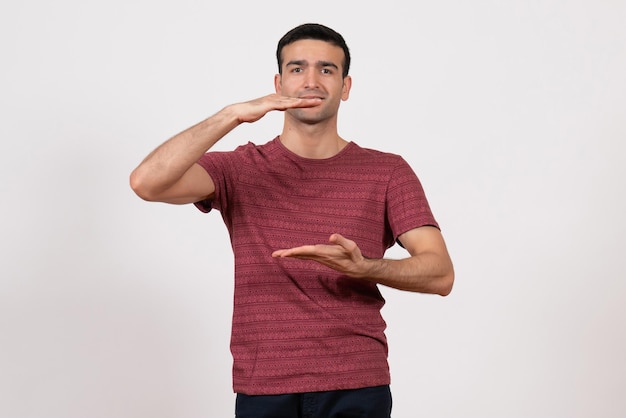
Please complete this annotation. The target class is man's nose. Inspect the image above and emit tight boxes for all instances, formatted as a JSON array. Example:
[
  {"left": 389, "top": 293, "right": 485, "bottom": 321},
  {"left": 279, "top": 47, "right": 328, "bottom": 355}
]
[{"left": 304, "top": 70, "right": 320, "bottom": 88}]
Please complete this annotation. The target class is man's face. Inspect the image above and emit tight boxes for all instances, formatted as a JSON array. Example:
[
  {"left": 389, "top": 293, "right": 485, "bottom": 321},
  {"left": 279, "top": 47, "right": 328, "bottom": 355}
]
[{"left": 275, "top": 39, "right": 351, "bottom": 124}]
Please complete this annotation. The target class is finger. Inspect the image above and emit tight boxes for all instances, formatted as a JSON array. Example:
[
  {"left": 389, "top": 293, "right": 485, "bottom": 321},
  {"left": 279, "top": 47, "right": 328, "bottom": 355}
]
[
  {"left": 296, "top": 97, "right": 323, "bottom": 107},
  {"left": 272, "top": 244, "right": 330, "bottom": 258},
  {"left": 276, "top": 97, "right": 322, "bottom": 110},
  {"left": 328, "top": 233, "right": 350, "bottom": 247},
  {"left": 271, "top": 246, "right": 313, "bottom": 257}
]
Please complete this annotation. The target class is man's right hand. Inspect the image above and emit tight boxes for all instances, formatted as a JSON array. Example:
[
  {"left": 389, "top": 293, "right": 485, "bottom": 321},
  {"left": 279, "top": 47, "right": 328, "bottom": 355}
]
[{"left": 231, "top": 94, "right": 322, "bottom": 124}]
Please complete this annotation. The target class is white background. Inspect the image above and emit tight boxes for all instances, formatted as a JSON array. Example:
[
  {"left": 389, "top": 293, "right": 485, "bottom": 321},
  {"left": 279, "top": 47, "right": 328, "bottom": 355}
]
[{"left": 1, "top": 1, "right": 625, "bottom": 417}]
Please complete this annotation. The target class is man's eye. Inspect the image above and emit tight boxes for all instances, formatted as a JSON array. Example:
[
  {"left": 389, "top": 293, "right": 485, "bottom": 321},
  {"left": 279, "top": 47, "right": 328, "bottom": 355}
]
[
  {"left": 292, "top": 68, "right": 302, "bottom": 73},
  {"left": 321, "top": 68, "right": 332, "bottom": 74}
]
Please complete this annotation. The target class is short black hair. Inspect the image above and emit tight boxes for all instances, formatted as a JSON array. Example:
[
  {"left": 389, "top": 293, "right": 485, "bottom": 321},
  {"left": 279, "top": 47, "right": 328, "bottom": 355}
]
[{"left": 276, "top": 23, "right": 351, "bottom": 78}]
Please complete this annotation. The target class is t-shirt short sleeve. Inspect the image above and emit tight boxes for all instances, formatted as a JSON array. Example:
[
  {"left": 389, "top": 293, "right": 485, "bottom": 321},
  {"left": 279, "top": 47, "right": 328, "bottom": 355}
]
[
  {"left": 385, "top": 157, "right": 439, "bottom": 242},
  {"left": 192, "top": 149, "right": 238, "bottom": 214}
]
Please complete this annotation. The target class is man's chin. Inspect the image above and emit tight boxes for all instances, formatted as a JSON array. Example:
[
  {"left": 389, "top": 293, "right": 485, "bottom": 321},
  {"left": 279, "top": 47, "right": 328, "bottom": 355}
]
[{"left": 289, "top": 108, "right": 326, "bottom": 124}]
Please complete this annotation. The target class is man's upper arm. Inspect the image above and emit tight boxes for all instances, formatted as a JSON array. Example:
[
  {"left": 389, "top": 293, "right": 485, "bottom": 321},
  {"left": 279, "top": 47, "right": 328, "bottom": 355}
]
[
  {"left": 151, "top": 163, "right": 215, "bottom": 205},
  {"left": 397, "top": 226, "right": 451, "bottom": 259},
  {"left": 397, "top": 226, "right": 455, "bottom": 295}
]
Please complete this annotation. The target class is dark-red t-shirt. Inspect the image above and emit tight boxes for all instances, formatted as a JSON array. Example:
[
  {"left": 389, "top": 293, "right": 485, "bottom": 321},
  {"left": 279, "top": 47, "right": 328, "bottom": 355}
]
[{"left": 195, "top": 136, "right": 438, "bottom": 395}]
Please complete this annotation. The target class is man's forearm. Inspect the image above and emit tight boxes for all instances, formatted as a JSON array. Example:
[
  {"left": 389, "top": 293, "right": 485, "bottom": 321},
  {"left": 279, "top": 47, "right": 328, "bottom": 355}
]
[
  {"left": 130, "top": 106, "right": 240, "bottom": 195},
  {"left": 360, "top": 253, "right": 454, "bottom": 296}
]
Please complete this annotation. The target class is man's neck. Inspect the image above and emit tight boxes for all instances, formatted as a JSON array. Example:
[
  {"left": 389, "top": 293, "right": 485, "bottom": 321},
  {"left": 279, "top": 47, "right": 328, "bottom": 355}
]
[{"left": 279, "top": 120, "right": 348, "bottom": 159}]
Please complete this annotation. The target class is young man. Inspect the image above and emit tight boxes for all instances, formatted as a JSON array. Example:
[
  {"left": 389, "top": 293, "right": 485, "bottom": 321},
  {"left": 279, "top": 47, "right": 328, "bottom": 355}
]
[{"left": 130, "top": 23, "right": 454, "bottom": 418}]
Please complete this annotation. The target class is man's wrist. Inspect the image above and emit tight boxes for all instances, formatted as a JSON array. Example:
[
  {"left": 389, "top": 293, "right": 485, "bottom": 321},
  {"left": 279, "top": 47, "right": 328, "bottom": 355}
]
[{"left": 357, "top": 257, "right": 388, "bottom": 280}]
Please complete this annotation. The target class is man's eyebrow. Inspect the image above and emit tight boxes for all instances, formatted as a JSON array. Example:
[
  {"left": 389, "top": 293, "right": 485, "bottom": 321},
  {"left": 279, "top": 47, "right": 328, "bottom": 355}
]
[
  {"left": 286, "top": 60, "right": 307, "bottom": 67},
  {"left": 317, "top": 60, "right": 339, "bottom": 69},
  {"left": 285, "top": 60, "right": 339, "bottom": 69}
]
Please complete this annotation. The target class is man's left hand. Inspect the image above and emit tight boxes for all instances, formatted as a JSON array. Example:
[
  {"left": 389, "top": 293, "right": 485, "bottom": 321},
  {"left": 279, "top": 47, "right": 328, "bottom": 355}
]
[{"left": 272, "top": 233, "right": 369, "bottom": 277}]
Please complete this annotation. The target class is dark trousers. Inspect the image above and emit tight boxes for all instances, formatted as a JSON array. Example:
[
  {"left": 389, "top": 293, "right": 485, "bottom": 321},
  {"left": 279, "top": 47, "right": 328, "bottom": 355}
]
[{"left": 235, "top": 385, "right": 392, "bottom": 418}]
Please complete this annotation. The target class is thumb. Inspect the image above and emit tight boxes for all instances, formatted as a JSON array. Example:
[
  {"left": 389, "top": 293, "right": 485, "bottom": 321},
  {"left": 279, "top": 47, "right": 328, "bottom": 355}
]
[{"left": 328, "top": 233, "right": 346, "bottom": 245}]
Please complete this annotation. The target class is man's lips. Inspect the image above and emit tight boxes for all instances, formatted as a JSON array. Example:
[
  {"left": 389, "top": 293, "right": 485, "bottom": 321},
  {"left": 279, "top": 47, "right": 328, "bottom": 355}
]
[{"left": 299, "top": 91, "right": 325, "bottom": 100}]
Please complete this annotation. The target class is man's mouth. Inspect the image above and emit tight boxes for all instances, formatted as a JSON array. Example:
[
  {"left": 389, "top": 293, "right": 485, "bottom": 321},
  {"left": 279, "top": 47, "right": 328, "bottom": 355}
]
[{"left": 299, "top": 91, "right": 325, "bottom": 100}]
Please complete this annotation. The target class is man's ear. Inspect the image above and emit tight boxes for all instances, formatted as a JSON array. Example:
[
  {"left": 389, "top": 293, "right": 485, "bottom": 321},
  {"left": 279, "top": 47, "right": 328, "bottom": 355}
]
[
  {"left": 341, "top": 75, "right": 352, "bottom": 101},
  {"left": 274, "top": 74, "right": 282, "bottom": 94}
]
